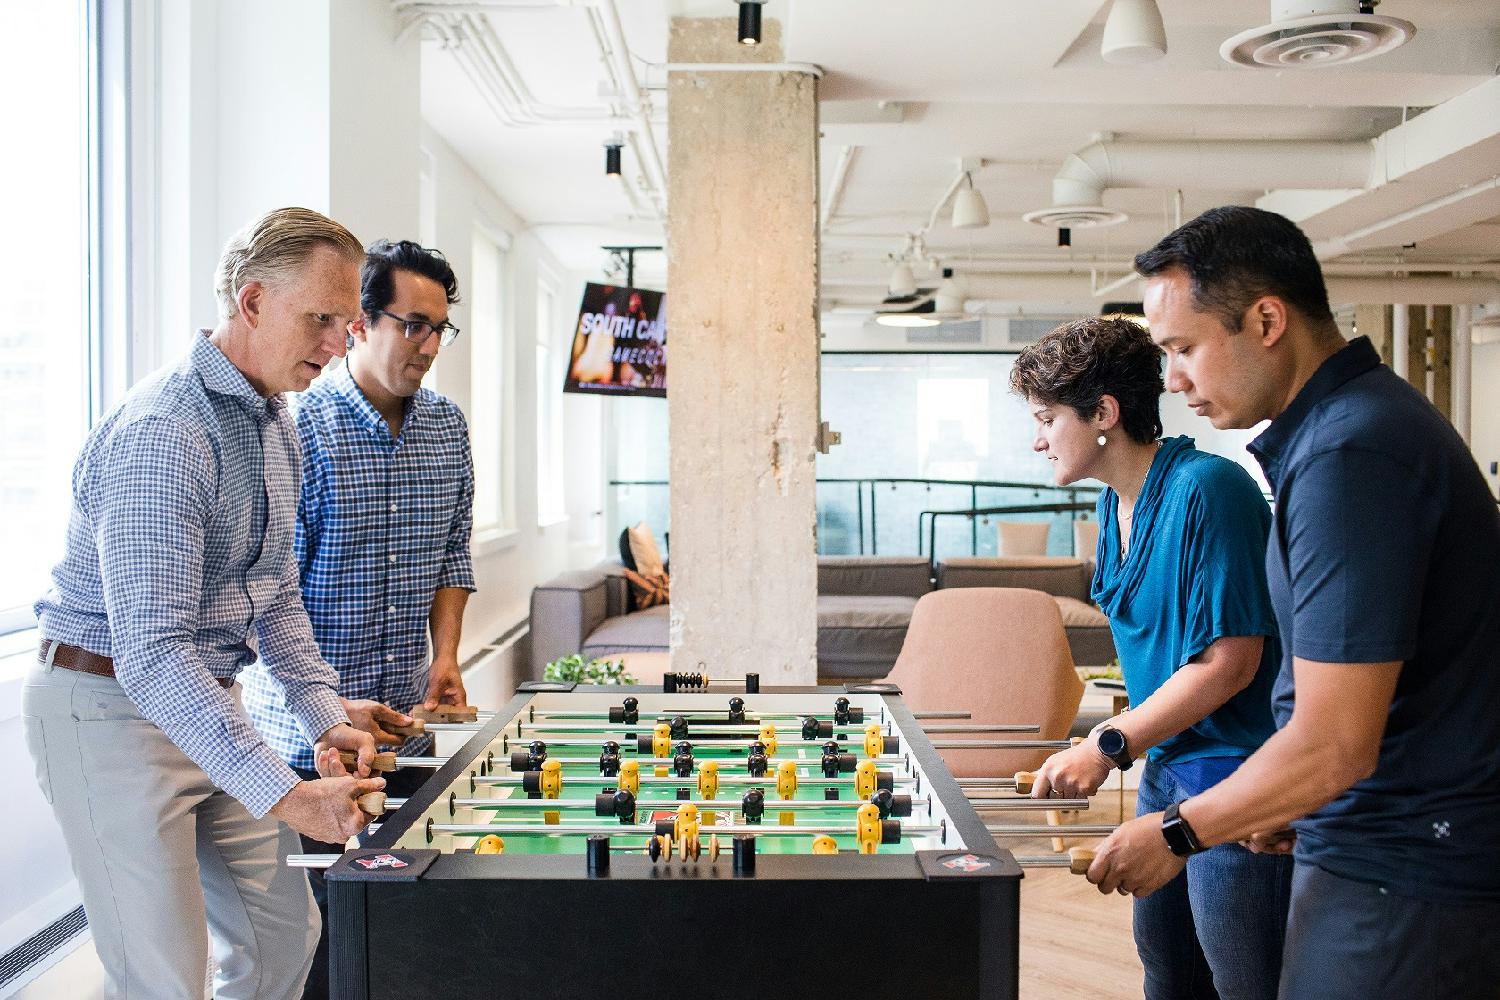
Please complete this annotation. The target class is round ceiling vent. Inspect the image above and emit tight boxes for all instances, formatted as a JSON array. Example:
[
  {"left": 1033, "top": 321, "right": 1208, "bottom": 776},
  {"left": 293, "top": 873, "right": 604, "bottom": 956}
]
[
  {"left": 1220, "top": 12, "right": 1415, "bottom": 69},
  {"left": 1022, "top": 205, "right": 1128, "bottom": 229}
]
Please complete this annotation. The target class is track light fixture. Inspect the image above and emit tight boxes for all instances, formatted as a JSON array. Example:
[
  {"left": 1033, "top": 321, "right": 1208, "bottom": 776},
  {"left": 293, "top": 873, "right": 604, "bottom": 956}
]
[
  {"left": 604, "top": 133, "right": 625, "bottom": 177},
  {"left": 1101, "top": 0, "right": 1168, "bottom": 64},
  {"left": 951, "top": 172, "right": 990, "bottom": 229},
  {"left": 887, "top": 261, "right": 918, "bottom": 299},
  {"left": 737, "top": 0, "right": 766, "bottom": 45}
]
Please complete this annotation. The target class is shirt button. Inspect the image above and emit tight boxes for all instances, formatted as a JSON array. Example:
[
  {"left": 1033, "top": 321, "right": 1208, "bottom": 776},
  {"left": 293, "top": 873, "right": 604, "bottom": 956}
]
[
  {"left": 386, "top": 654, "right": 395, "bottom": 663},
  {"left": 389, "top": 553, "right": 398, "bottom": 564},
  {"left": 389, "top": 502, "right": 398, "bottom": 513},
  {"left": 387, "top": 605, "right": 397, "bottom": 615}
]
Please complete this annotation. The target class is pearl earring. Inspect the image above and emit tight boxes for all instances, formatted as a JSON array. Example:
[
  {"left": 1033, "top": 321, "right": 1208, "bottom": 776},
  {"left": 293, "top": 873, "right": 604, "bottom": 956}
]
[{"left": 1097, "top": 434, "right": 1107, "bottom": 447}]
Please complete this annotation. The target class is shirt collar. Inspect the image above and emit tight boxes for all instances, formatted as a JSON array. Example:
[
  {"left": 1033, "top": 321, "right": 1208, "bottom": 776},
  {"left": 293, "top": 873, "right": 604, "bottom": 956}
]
[
  {"left": 330, "top": 360, "right": 421, "bottom": 441},
  {"left": 1248, "top": 335, "right": 1380, "bottom": 486},
  {"left": 191, "top": 330, "right": 285, "bottom": 423}
]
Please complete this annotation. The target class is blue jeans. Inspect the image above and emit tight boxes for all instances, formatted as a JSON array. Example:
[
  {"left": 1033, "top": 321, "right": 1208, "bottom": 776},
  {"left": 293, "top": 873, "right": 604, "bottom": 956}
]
[{"left": 1134, "top": 759, "right": 1293, "bottom": 1000}]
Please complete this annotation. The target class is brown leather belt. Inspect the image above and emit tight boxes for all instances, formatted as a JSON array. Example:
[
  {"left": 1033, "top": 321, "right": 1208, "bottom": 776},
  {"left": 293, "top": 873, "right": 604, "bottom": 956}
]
[{"left": 39, "top": 639, "right": 235, "bottom": 689}]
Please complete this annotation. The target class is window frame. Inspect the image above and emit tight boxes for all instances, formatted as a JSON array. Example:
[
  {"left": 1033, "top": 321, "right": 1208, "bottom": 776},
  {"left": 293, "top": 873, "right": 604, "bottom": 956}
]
[
  {"left": 467, "top": 221, "right": 517, "bottom": 554},
  {"left": 0, "top": 0, "right": 126, "bottom": 642},
  {"left": 534, "top": 264, "right": 567, "bottom": 528}
]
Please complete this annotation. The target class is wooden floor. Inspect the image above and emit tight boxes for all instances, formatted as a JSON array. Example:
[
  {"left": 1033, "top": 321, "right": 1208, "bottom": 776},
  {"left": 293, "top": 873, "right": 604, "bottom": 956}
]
[{"left": 1010, "top": 791, "right": 1144, "bottom": 999}]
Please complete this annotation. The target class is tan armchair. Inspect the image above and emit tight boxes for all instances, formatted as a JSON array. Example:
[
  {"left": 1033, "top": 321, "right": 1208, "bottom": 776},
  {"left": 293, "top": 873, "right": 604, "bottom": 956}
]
[{"left": 888, "top": 587, "right": 1085, "bottom": 779}]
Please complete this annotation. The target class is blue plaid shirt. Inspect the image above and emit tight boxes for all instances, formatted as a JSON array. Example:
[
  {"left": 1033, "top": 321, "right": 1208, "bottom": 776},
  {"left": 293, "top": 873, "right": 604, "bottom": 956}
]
[
  {"left": 34, "top": 332, "right": 349, "bottom": 817},
  {"left": 243, "top": 361, "right": 476, "bottom": 768}
]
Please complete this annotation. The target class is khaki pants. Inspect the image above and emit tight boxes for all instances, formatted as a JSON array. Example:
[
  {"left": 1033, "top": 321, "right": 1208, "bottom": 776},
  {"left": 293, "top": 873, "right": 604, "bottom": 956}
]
[{"left": 21, "top": 663, "right": 317, "bottom": 1000}]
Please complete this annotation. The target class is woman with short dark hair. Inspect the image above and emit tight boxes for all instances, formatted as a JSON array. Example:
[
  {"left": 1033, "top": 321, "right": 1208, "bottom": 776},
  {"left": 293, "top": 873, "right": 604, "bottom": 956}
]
[{"left": 1011, "top": 315, "right": 1291, "bottom": 1000}]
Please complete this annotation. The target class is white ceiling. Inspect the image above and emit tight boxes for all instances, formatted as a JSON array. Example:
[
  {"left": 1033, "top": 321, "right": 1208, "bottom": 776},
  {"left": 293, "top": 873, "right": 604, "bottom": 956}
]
[{"left": 415, "top": 0, "right": 1500, "bottom": 308}]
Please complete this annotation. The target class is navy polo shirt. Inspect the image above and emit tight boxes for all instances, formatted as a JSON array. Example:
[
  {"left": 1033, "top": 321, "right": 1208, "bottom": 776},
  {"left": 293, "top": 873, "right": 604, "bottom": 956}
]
[{"left": 1249, "top": 336, "right": 1500, "bottom": 903}]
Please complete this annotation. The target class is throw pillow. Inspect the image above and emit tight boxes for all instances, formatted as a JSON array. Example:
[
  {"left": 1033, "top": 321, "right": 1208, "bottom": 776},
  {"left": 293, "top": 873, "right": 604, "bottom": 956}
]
[
  {"left": 627, "top": 522, "right": 667, "bottom": 577},
  {"left": 621, "top": 568, "right": 670, "bottom": 609},
  {"left": 618, "top": 527, "right": 638, "bottom": 571}
]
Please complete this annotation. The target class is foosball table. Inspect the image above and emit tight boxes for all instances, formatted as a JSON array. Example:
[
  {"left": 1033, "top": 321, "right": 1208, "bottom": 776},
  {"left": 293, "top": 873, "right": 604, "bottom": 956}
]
[{"left": 309, "top": 679, "right": 1097, "bottom": 1000}]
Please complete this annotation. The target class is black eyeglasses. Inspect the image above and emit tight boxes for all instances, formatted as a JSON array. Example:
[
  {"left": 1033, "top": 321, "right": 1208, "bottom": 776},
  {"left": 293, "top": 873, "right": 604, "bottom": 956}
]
[{"left": 369, "top": 309, "right": 461, "bottom": 347}]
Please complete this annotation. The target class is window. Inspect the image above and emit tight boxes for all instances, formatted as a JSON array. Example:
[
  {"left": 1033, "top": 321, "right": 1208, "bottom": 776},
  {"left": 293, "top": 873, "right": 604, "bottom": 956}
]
[
  {"left": 0, "top": 2, "right": 98, "bottom": 637},
  {"left": 469, "top": 227, "right": 512, "bottom": 535},
  {"left": 535, "top": 274, "right": 566, "bottom": 525}
]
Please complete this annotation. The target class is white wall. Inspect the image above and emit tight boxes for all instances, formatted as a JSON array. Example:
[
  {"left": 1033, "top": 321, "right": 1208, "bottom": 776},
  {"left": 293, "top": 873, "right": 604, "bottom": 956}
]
[{"left": 419, "top": 126, "right": 602, "bottom": 660}]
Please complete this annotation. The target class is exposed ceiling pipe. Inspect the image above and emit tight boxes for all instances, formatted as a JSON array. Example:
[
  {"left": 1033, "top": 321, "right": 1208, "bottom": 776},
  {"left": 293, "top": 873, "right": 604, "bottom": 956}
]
[
  {"left": 1266, "top": 76, "right": 1500, "bottom": 260},
  {"left": 1037, "top": 139, "right": 1372, "bottom": 226},
  {"left": 1312, "top": 175, "right": 1500, "bottom": 261},
  {"left": 822, "top": 145, "right": 858, "bottom": 230},
  {"left": 821, "top": 254, "right": 1500, "bottom": 278},
  {"left": 822, "top": 274, "right": 1500, "bottom": 307},
  {"left": 594, "top": 0, "right": 668, "bottom": 217},
  {"left": 395, "top": 0, "right": 667, "bottom": 218}
]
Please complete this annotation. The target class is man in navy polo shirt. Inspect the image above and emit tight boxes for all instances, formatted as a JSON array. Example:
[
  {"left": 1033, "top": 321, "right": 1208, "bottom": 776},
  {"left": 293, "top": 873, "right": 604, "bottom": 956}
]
[{"left": 1083, "top": 205, "right": 1500, "bottom": 998}]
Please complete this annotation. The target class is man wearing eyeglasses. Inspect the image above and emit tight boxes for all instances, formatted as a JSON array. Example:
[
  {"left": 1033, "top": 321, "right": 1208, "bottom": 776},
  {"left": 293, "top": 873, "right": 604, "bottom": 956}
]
[{"left": 243, "top": 239, "right": 476, "bottom": 999}]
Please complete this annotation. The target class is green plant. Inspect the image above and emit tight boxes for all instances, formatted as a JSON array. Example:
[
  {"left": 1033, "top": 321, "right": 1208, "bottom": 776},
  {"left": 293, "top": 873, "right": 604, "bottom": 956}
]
[
  {"left": 1080, "top": 660, "right": 1123, "bottom": 682},
  {"left": 544, "top": 653, "right": 637, "bottom": 685}
]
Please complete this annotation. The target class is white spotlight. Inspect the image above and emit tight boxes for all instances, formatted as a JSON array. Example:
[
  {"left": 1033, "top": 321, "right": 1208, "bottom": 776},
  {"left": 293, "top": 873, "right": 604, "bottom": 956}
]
[
  {"left": 1102, "top": 0, "right": 1167, "bottom": 64},
  {"left": 888, "top": 261, "right": 918, "bottom": 298},
  {"left": 951, "top": 177, "right": 990, "bottom": 229}
]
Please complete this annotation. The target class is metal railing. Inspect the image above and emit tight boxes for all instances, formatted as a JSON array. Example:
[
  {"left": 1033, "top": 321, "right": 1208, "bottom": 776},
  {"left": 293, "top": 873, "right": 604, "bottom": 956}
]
[{"left": 609, "top": 477, "right": 1101, "bottom": 562}]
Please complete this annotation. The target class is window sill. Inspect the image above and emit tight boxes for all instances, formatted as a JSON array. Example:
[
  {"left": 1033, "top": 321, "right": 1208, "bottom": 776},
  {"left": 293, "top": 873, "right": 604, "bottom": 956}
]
[
  {"left": 536, "top": 514, "right": 570, "bottom": 530},
  {"left": 473, "top": 527, "right": 520, "bottom": 557}
]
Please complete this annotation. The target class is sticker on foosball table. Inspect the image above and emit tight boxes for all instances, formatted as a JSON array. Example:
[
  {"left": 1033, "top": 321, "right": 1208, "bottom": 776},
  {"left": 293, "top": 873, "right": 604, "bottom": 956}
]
[
  {"left": 649, "top": 809, "right": 734, "bottom": 826},
  {"left": 325, "top": 849, "right": 439, "bottom": 882},
  {"left": 915, "top": 850, "right": 1023, "bottom": 881}
]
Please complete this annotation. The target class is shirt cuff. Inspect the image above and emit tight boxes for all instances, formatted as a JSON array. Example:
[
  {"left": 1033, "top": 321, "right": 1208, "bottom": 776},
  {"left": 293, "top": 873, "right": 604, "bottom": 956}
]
[
  {"left": 290, "top": 688, "right": 353, "bottom": 749},
  {"left": 219, "top": 742, "right": 304, "bottom": 818},
  {"left": 437, "top": 560, "right": 477, "bottom": 592}
]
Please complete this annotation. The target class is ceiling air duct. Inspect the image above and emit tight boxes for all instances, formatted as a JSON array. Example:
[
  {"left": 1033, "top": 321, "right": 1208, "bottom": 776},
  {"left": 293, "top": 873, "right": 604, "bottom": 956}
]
[{"left": 1220, "top": 1, "right": 1415, "bottom": 69}]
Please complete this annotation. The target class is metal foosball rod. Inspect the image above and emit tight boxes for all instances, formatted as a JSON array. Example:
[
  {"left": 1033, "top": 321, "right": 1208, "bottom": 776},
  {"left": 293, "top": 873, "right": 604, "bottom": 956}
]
[
  {"left": 445, "top": 796, "right": 932, "bottom": 813},
  {"left": 959, "top": 770, "right": 1038, "bottom": 794},
  {"left": 968, "top": 798, "right": 1090, "bottom": 811},
  {"left": 425, "top": 821, "right": 944, "bottom": 839},
  {"left": 929, "top": 740, "right": 1071, "bottom": 750},
  {"left": 987, "top": 824, "right": 1117, "bottom": 837},
  {"left": 1015, "top": 848, "right": 1095, "bottom": 875},
  {"left": 487, "top": 754, "right": 911, "bottom": 770},
  {"left": 468, "top": 773, "right": 917, "bottom": 789}
]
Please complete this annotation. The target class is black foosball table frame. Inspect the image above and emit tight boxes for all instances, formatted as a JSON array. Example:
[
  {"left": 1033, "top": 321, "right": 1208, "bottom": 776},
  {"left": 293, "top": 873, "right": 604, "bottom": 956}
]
[{"left": 328, "top": 682, "right": 1023, "bottom": 1000}]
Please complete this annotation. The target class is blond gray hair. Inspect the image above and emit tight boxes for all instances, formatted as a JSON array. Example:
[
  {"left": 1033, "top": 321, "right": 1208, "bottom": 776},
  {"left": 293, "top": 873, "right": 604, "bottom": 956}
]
[{"left": 214, "top": 207, "right": 364, "bottom": 321}]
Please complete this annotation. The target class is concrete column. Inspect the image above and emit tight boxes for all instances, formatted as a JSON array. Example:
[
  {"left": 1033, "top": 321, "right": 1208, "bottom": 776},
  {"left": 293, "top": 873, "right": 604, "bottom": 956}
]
[{"left": 666, "top": 18, "right": 820, "bottom": 682}]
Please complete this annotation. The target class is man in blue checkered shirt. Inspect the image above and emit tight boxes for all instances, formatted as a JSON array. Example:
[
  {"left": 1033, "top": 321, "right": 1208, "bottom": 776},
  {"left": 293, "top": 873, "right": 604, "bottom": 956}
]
[
  {"left": 25, "top": 208, "right": 408, "bottom": 1000},
  {"left": 243, "top": 239, "right": 477, "bottom": 999}
]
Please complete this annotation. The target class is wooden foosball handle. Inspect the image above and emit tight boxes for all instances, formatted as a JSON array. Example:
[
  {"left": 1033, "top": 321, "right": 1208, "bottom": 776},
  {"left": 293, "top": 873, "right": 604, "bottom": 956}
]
[
  {"left": 386, "top": 719, "right": 426, "bottom": 738},
  {"left": 357, "top": 792, "right": 387, "bottom": 816},
  {"left": 412, "top": 705, "right": 479, "bottom": 723},
  {"left": 339, "top": 750, "right": 398, "bottom": 773},
  {"left": 1068, "top": 847, "right": 1095, "bottom": 876},
  {"left": 1014, "top": 771, "right": 1036, "bottom": 795}
]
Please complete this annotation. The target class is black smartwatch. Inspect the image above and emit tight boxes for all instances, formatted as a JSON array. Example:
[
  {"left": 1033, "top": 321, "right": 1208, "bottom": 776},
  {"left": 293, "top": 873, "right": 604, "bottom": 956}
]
[
  {"left": 1161, "top": 801, "right": 1206, "bottom": 857},
  {"left": 1094, "top": 725, "right": 1133, "bottom": 771}
]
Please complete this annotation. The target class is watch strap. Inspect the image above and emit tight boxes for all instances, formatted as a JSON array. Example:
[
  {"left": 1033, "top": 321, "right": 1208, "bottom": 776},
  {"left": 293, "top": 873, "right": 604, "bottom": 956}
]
[{"left": 1161, "top": 800, "right": 1205, "bottom": 857}]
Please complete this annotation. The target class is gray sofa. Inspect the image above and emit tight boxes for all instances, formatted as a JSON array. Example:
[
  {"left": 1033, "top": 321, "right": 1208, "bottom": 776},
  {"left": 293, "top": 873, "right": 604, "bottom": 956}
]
[
  {"left": 528, "top": 554, "right": 1116, "bottom": 682},
  {"left": 529, "top": 556, "right": 934, "bottom": 682}
]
